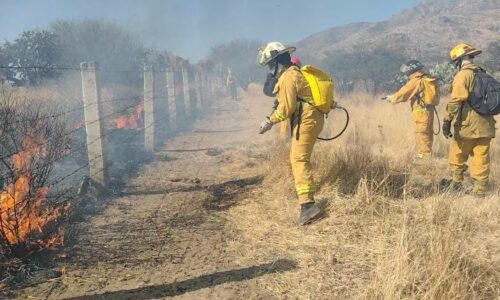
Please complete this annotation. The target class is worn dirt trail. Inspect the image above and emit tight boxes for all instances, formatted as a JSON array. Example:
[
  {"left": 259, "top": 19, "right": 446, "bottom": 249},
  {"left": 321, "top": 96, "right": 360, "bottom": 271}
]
[{"left": 14, "top": 86, "right": 290, "bottom": 300}]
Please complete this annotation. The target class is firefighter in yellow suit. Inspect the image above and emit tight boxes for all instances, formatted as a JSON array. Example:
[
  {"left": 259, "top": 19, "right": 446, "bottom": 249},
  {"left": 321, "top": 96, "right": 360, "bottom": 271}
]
[
  {"left": 258, "top": 42, "right": 324, "bottom": 226},
  {"left": 226, "top": 68, "right": 237, "bottom": 100},
  {"left": 384, "top": 60, "right": 434, "bottom": 158},
  {"left": 442, "top": 43, "right": 496, "bottom": 197}
]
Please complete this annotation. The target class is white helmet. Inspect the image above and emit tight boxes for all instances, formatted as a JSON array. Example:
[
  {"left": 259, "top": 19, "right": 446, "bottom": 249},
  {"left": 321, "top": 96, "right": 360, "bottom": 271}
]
[{"left": 257, "top": 42, "right": 296, "bottom": 67}]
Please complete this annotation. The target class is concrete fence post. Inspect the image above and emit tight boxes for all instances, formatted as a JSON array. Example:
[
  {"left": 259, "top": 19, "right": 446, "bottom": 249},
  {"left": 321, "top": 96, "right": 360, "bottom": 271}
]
[
  {"left": 194, "top": 71, "right": 203, "bottom": 112},
  {"left": 202, "top": 71, "right": 210, "bottom": 105},
  {"left": 181, "top": 66, "right": 191, "bottom": 118},
  {"left": 80, "top": 61, "right": 108, "bottom": 187},
  {"left": 208, "top": 73, "right": 213, "bottom": 98},
  {"left": 166, "top": 67, "right": 177, "bottom": 132},
  {"left": 210, "top": 73, "right": 216, "bottom": 97},
  {"left": 217, "top": 74, "right": 223, "bottom": 91},
  {"left": 143, "top": 65, "right": 155, "bottom": 152}
]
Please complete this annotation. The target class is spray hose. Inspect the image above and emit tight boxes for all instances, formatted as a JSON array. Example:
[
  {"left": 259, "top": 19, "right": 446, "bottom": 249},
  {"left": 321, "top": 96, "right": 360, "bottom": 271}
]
[
  {"left": 432, "top": 106, "right": 441, "bottom": 136},
  {"left": 317, "top": 104, "right": 350, "bottom": 141},
  {"left": 267, "top": 101, "right": 350, "bottom": 141}
]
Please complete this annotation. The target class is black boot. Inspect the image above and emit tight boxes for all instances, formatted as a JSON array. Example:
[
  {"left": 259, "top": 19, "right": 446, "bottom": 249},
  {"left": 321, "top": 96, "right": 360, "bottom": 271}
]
[
  {"left": 297, "top": 203, "right": 322, "bottom": 226},
  {"left": 438, "top": 179, "right": 463, "bottom": 192}
]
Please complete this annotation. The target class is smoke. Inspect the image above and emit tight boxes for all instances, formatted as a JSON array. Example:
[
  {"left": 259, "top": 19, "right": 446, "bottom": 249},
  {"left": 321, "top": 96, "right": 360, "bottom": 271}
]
[{"left": 0, "top": 0, "right": 421, "bottom": 61}]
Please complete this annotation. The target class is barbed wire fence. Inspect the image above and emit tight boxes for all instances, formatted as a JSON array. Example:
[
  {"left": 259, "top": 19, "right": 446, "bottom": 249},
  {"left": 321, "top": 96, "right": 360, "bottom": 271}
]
[
  {"left": 0, "top": 58, "right": 229, "bottom": 282},
  {"left": 0, "top": 58, "right": 224, "bottom": 204}
]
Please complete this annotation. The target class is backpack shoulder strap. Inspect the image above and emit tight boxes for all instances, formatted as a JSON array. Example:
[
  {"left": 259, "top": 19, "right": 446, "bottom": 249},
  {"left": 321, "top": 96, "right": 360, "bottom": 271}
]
[
  {"left": 467, "top": 66, "right": 484, "bottom": 74},
  {"left": 415, "top": 79, "right": 426, "bottom": 106}
]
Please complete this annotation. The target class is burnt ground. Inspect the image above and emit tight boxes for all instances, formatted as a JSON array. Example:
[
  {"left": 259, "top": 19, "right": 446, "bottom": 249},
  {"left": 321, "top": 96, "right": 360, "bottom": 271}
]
[{"left": 10, "top": 87, "right": 292, "bottom": 300}]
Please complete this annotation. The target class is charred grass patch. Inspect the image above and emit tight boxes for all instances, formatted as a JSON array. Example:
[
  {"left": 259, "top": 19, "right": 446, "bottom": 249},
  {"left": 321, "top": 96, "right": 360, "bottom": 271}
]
[{"left": 204, "top": 176, "right": 264, "bottom": 211}]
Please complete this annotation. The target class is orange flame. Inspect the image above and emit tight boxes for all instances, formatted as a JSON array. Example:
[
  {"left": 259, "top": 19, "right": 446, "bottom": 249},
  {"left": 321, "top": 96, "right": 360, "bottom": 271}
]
[
  {"left": 114, "top": 100, "right": 144, "bottom": 130},
  {"left": 11, "top": 135, "right": 46, "bottom": 171},
  {"left": 0, "top": 135, "right": 64, "bottom": 249}
]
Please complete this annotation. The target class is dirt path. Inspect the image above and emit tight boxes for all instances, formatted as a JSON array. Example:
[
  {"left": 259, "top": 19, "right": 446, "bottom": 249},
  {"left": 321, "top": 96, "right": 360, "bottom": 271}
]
[{"left": 14, "top": 86, "right": 290, "bottom": 300}]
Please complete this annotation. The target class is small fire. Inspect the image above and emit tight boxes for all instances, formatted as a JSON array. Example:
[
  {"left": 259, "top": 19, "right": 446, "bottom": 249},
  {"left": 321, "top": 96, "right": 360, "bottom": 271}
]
[
  {"left": 0, "top": 135, "right": 64, "bottom": 250},
  {"left": 11, "top": 135, "right": 46, "bottom": 171},
  {"left": 114, "top": 100, "right": 144, "bottom": 130}
]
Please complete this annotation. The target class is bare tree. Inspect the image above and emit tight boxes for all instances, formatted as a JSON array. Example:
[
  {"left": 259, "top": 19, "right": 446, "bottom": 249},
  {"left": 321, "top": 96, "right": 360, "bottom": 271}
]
[{"left": 0, "top": 87, "right": 71, "bottom": 255}]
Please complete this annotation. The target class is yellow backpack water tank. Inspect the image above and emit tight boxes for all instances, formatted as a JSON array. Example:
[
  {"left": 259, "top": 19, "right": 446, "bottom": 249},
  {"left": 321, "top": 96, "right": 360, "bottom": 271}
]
[
  {"left": 300, "top": 65, "right": 335, "bottom": 113},
  {"left": 419, "top": 76, "right": 440, "bottom": 106}
]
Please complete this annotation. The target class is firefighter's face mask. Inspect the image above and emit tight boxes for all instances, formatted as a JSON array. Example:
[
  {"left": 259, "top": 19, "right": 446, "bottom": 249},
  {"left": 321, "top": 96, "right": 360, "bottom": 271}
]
[
  {"left": 267, "top": 60, "right": 277, "bottom": 71},
  {"left": 263, "top": 72, "right": 277, "bottom": 97}
]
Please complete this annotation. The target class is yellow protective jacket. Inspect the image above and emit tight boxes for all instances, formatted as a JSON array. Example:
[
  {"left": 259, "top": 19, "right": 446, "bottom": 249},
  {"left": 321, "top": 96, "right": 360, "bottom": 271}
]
[
  {"left": 389, "top": 71, "right": 427, "bottom": 111},
  {"left": 270, "top": 66, "right": 313, "bottom": 124},
  {"left": 445, "top": 63, "right": 496, "bottom": 139}
]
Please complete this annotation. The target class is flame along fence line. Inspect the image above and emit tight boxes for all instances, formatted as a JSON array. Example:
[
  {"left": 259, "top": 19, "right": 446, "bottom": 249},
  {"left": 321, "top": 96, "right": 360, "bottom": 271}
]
[
  {"left": 1, "top": 60, "right": 224, "bottom": 198},
  {"left": 0, "top": 115, "right": 155, "bottom": 204},
  {"left": 45, "top": 102, "right": 156, "bottom": 169},
  {"left": 0, "top": 99, "right": 149, "bottom": 186},
  {"left": 0, "top": 96, "right": 146, "bottom": 162},
  {"left": 2, "top": 95, "right": 144, "bottom": 127},
  {"left": 48, "top": 113, "right": 157, "bottom": 189},
  {"left": 7, "top": 91, "right": 166, "bottom": 167},
  {"left": 44, "top": 117, "right": 158, "bottom": 206},
  {"left": 0, "top": 61, "right": 222, "bottom": 253},
  {"left": 0, "top": 94, "right": 152, "bottom": 170}
]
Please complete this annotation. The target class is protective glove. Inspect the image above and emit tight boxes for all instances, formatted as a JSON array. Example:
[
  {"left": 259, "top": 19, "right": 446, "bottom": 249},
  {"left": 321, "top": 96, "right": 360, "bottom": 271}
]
[
  {"left": 381, "top": 95, "right": 392, "bottom": 102},
  {"left": 272, "top": 99, "right": 279, "bottom": 110},
  {"left": 259, "top": 117, "right": 273, "bottom": 134},
  {"left": 263, "top": 73, "right": 277, "bottom": 97},
  {"left": 442, "top": 120, "right": 452, "bottom": 139}
]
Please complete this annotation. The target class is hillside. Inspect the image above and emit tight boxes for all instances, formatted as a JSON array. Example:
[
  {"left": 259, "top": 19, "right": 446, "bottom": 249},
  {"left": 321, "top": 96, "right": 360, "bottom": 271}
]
[{"left": 297, "top": 0, "right": 500, "bottom": 63}]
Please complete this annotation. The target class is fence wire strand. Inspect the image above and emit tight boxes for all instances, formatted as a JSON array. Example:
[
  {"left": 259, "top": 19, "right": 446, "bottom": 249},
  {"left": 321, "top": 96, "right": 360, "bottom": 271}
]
[
  {"left": 0, "top": 97, "right": 146, "bottom": 163},
  {"left": 1, "top": 62, "right": 218, "bottom": 202},
  {"left": 48, "top": 115, "right": 156, "bottom": 188},
  {"left": 1, "top": 95, "right": 144, "bottom": 127}
]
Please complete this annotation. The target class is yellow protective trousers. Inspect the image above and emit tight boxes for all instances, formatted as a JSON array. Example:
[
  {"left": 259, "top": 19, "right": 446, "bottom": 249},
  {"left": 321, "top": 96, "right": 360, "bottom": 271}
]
[
  {"left": 290, "top": 106, "right": 324, "bottom": 205},
  {"left": 449, "top": 137, "right": 491, "bottom": 193},
  {"left": 412, "top": 107, "right": 434, "bottom": 157}
]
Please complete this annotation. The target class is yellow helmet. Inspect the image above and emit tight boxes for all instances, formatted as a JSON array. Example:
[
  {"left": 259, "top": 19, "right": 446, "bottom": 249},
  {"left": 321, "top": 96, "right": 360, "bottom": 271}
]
[{"left": 449, "top": 43, "right": 482, "bottom": 62}]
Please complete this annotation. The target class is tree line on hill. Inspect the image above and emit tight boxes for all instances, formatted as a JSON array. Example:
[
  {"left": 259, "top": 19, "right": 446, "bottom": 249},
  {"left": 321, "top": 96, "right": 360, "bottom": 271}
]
[{"left": 1, "top": 20, "right": 498, "bottom": 94}]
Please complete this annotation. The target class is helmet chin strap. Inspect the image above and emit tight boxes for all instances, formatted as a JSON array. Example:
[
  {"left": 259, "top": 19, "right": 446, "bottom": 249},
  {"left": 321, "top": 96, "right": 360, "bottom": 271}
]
[{"left": 455, "top": 56, "right": 474, "bottom": 70}]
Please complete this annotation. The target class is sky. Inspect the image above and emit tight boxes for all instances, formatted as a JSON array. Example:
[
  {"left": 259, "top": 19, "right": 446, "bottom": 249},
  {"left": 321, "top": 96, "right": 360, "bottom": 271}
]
[{"left": 0, "top": 0, "right": 421, "bottom": 61}]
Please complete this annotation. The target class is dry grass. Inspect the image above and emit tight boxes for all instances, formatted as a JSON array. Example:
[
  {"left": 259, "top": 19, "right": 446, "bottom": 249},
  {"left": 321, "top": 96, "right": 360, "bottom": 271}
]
[
  {"left": 226, "top": 92, "right": 500, "bottom": 299},
  {"left": 366, "top": 196, "right": 499, "bottom": 299}
]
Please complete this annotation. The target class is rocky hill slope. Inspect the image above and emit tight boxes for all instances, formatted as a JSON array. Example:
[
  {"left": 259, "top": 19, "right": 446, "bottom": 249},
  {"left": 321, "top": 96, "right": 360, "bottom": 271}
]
[{"left": 297, "top": 0, "right": 500, "bottom": 63}]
